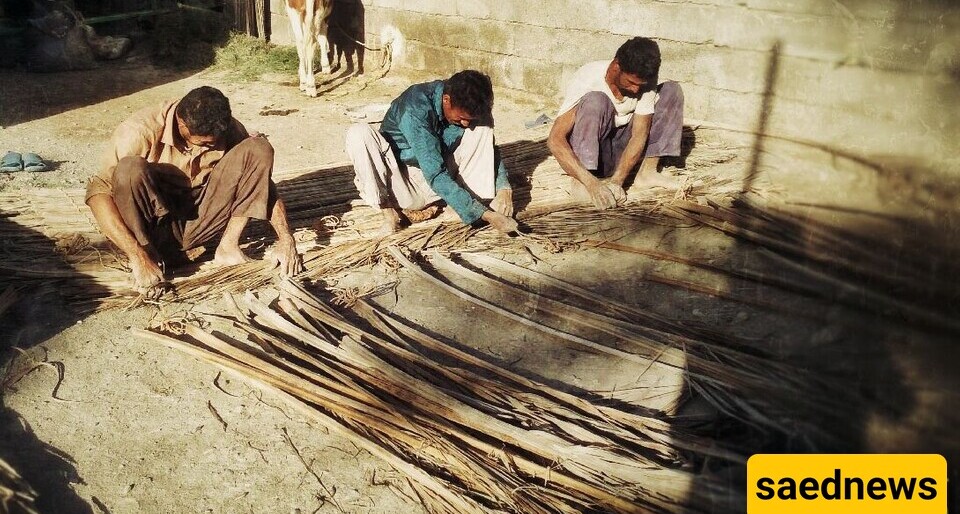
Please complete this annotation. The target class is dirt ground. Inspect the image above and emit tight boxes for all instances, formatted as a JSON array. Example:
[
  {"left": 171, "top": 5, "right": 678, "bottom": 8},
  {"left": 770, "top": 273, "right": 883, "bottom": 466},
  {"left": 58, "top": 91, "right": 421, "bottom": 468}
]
[
  {"left": 0, "top": 50, "right": 573, "bottom": 514},
  {"left": 1, "top": 41, "right": 958, "bottom": 514}
]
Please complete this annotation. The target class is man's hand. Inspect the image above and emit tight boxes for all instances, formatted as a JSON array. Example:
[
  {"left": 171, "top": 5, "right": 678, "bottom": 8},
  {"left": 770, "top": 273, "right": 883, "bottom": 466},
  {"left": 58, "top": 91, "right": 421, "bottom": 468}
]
[
  {"left": 481, "top": 210, "right": 519, "bottom": 234},
  {"left": 129, "top": 247, "right": 166, "bottom": 297},
  {"left": 586, "top": 177, "right": 617, "bottom": 209},
  {"left": 490, "top": 188, "right": 514, "bottom": 218},
  {"left": 603, "top": 179, "right": 627, "bottom": 206},
  {"left": 268, "top": 236, "right": 304, "bottom": 277}
]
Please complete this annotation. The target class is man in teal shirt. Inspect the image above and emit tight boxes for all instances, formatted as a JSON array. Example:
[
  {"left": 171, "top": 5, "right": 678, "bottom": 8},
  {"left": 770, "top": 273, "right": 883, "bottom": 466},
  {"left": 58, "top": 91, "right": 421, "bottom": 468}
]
[{"left": 346, "top": 70, "right": 517, "bottom": 234}]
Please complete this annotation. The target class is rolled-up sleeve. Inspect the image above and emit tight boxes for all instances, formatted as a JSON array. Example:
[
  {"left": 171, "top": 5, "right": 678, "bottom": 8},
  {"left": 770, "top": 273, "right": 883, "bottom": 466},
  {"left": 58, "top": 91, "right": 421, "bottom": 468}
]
[
  {"left": 85, "top": 123, "right": 154, "bottom": 204},
  {"left": 399, "top": 111, "right": 487, "bottom": 224}
]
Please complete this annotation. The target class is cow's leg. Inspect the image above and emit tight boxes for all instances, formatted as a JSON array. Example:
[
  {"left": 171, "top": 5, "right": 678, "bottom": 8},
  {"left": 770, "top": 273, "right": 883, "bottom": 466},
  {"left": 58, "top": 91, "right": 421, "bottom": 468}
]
[
  {"left": 284, "top": 5, "right": 308, "bottom": 92},
  {"left": 301, "top": 1, "right": 318, "bottom": 96},
  {"left": 316, "top": 17, "right": 332, "bottom": 74}
]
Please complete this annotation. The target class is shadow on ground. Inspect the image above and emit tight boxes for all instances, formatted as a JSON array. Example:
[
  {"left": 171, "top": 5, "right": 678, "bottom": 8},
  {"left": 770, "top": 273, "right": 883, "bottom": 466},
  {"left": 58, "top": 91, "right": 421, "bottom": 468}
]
[
  {"left": 356, "top": 177, "right": 960, "bottom": 512},
  {"left": 0, "top": 216, "right": 107, "bottom": 514},
  {"left": 0, "top": 7, "right": 226, "bottom": 127}
]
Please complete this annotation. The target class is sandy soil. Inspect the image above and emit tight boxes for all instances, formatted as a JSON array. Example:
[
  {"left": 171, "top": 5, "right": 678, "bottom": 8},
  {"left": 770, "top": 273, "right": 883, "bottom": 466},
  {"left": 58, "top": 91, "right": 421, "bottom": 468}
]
[
  {"left": 0, "top": 52, "right": 567, "bottom": 514},
  {"left": 1, "top": 45, "right": 958, "bottom": 514}
]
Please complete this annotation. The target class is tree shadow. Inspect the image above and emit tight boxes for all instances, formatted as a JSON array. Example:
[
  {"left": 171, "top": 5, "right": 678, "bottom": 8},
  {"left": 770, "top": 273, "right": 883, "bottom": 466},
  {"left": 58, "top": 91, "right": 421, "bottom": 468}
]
[
  {"left": 0, "top": 215, "right": 108, "bottom": 513},
  {"left": 499, "top": 139, "right": 552, "bottom": 214},
  {"left": 0, "top": 406, "right": 93, "bottom": 514},
  {"left": 677, "top": 15, "right": 960, "bottom": 509},
  {"left": 0, "top": 4, "right": 225, "bottom": 127}
]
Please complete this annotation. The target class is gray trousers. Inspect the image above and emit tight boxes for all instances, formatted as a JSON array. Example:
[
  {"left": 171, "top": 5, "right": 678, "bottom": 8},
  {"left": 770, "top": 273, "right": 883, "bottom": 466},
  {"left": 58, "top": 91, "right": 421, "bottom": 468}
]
[{"left": 568, "top": 81, "right": 684, "bottom": 178}]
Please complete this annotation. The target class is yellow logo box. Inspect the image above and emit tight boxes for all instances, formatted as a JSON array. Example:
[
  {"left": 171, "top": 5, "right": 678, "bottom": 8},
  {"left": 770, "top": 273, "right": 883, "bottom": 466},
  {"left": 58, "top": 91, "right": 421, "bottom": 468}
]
[{"left": 747, "top": 454, "right": 947, "bottom": 514}]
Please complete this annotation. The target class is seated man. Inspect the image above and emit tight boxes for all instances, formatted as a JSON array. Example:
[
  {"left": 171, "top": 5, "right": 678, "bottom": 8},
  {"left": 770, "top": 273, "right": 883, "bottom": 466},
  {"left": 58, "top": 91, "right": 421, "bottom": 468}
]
[
  {"left": 548, "top": 36, "right": 684, "bottom": 209},
  {"left": 345, "top": 69, "right": 517, "bottom": 235},
  {"left": 86, "top": 86, "right": 303, "bottom": 294}
]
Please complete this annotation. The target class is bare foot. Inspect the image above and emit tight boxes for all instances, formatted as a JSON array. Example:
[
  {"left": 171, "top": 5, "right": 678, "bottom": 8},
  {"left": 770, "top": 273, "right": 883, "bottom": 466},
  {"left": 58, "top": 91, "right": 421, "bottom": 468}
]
[
  {"left": 213, "top": 245, "right": 251, "bottom": 267},
  {"left": 375, "top": 208, "right": 401, "bottom": 237},
  {"left": 634, "top": 170, "right": 680, "bottom": 189},
  {"left": 403, "top": 204, "right": 440, "bottom": 223}
]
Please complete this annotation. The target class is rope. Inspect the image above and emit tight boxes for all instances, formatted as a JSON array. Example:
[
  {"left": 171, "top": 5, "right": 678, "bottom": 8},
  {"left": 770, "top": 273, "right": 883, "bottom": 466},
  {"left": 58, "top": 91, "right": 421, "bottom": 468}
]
[{"left": 332, "top": 21, "right": 388, "bottom": 52}]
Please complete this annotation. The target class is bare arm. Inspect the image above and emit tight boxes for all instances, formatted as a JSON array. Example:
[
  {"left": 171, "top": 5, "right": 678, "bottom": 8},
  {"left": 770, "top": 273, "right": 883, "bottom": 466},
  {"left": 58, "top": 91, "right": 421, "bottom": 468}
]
[
  {"left": 547, "top": 107, "right": 616, "bottom": 209},
  {"left": 547, "top": 107, "right": 600, "bottom": 189},
  {"left": 609, "top": 113, "right": 652, "bottom": 187},
  {"left": 87, "top": 193, "right": 164, "bottom": 290}
]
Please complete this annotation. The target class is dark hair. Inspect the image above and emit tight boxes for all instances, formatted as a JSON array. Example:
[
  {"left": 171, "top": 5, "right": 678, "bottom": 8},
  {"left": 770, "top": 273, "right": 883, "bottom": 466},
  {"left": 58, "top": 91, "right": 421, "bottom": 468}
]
[
  {"left": 443, "top": 70, "right": 494, "bottom": 119},
  {"left": 175, "top": 86, "right": 232, "bottom": 138},
  {"left": 615, "top": 37, "right": 661, "bottom": 83}
]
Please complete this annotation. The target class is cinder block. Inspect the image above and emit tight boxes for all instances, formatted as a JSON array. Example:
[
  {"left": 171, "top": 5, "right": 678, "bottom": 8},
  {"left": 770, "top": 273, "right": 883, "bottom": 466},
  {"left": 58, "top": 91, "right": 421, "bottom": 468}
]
[
  {"left": 401, "top": 0, "right": 458, "bottom": 16},
  {"left": 451, "top": 47, "right": 494, "bottom": 74},
  {"left": 474, "top": 19, "right": 514, "bottom": 55},
  {"left": 270, "top": 12, "right": 296, "bottom": 46},
  {"left": 520, "top": 58, "right": 561, "bottom": 96},
  {"left": 399, "top": 39, "right": 427, "bottom": 70},
  {"left": 692, "top": 47, "right": 773, "bottom": 95},
  {"left": 419, "top": 43, "right": 461, "bottom": 75},
  {"left": 456, "top": 0, "right": 491, "bottom": 19},
  {"left": 742, "top": 0, "right": 836, "bottom": 17},
  {"left": 607, "top": 1, "right": 715, "bottom": 45},
  {"left": 710, "top": 6, "right": 849, "bottom": 56},
  {"left": 478, "top": 0, "right": 608, "bottom": 32},
  {"left": 511, "top": 24, "right": 618, "bottom": 67},
  {"left": 366, "top": 0, "right": 404, "bottom": 9},
  {"left": 656, "top": 40, "right": 702, "bottom": 84}
]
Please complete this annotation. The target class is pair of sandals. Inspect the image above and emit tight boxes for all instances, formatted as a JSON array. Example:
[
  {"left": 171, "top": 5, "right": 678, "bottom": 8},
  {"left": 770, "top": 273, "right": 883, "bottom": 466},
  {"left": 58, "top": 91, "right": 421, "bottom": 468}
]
[{"left": 1, "top": 151, "right": 49, "bottom": 172}]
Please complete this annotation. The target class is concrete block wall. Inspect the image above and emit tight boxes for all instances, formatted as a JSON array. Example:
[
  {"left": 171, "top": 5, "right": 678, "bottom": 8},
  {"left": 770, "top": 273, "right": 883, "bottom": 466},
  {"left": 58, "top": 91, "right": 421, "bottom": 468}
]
[{"left": 342, "top": 0, "right": 959, "bottom": 174}]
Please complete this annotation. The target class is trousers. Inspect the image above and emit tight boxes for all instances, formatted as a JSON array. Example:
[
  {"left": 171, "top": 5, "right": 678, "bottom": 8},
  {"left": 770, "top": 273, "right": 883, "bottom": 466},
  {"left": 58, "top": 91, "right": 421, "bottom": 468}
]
[
  {"left": 111, "top": 136, "right": 274, "bottom": 257},
  {"left": 567, "top": 81, "right": 684, "bottom": 178},
  {"left": 345, "top": 123, "right": 497, "bottom": 210}
]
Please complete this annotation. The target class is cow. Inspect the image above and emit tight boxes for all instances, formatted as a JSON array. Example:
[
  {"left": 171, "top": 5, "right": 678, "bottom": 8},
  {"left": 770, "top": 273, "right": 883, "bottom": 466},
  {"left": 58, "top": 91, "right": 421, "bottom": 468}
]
[{"left": 285, "top": 0, "right": 334, "bottom": 97}]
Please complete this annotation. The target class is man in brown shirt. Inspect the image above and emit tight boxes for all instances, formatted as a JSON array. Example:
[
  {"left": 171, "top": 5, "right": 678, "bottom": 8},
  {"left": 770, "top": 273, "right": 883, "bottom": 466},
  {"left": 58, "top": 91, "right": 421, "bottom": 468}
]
[{"left": 86, "top": 86, "right": 303, "bottom": 294}]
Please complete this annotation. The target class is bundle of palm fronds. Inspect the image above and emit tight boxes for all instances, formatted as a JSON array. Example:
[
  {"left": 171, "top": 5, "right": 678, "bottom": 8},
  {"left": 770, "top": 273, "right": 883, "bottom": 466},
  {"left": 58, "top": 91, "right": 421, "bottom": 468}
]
[
  {"left": 0, "top": 457, "right": 38, "bottom": 514},
  {"left": 138, "top": 280, "right": 747, "bottom": 514},
  {"left": 0, "top": 137, "right": 745, "bottom": 311},
  {"left": 386, "top": 248, "right": 871, "bottom": 444},
  {"left": 661, "top": 194, "right": 960, "bottom": 337},
  {"left": 99, "top": 178, "right": 737, "bottom": 311}
]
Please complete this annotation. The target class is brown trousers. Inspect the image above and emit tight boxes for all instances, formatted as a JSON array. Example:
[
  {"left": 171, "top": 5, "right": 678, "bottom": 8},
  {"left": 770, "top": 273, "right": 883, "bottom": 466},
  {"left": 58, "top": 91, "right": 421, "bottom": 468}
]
[{"left": 111, "top": 137, "right": 275, "bottom": 258}]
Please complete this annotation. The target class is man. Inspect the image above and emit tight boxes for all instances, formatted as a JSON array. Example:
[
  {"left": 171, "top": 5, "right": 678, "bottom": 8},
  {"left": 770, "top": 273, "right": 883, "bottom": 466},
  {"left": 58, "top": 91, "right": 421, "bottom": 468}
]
[
  {"left": 86, "top": 86, "right": 303, "bottom": 294},
  {"left": 345, "top": 69, "right": 517, "bottom": 235},
  {"left": 548, "top": 37, "right": 684, "bottom": 209}
]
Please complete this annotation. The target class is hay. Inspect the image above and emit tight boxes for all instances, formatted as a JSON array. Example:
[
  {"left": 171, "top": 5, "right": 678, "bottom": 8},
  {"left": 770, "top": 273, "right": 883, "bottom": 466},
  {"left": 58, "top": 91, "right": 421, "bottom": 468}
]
[
  {"left": 0, "top": 138, "right": 743, "bottom": 311},
  {"left": 0, "top": 457, "right": 39, "bottom": 514},
  {"left": 138, "top": 281, "right": 743, "bottom": 514}
]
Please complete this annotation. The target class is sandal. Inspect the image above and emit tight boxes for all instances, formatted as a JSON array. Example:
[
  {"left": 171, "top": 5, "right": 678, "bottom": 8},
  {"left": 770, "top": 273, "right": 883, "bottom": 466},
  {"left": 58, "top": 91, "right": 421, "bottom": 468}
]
[
  {"left": 0, "top": 151, "right": 21, "bottom": 172},
  {"left": 21, "top": 153, "right": 48, "bottom": 172}
]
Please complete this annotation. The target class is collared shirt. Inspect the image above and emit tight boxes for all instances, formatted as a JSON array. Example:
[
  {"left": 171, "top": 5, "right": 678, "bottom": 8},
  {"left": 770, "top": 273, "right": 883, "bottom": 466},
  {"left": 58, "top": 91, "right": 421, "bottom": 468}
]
[
  {"left": 86, "top": 99, "right": 248, "bottom": 203},
  {"left": 379, "top": 80, "right": 510, "bottom": 224}
]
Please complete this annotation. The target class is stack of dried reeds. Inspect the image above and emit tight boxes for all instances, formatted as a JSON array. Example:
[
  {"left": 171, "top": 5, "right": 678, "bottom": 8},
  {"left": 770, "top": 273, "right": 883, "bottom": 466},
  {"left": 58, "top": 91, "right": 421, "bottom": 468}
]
[
  {"left": 662, "top": 195, "right": 960, "bottom": 336},
  {"left": 99, "top": 189, "right": 731, "bottom": 310},
  {"left": 0, "top": 138, "right": 746, "bottom": 310},
  {"left": 0, "top": 457, "right": 38, "bottom": 514},
  {"left": 388, "top": 248, "right": 865, "bottom": 443},
  {"left": 138, "top": 281, "right": 744, "bottom": 514}
]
